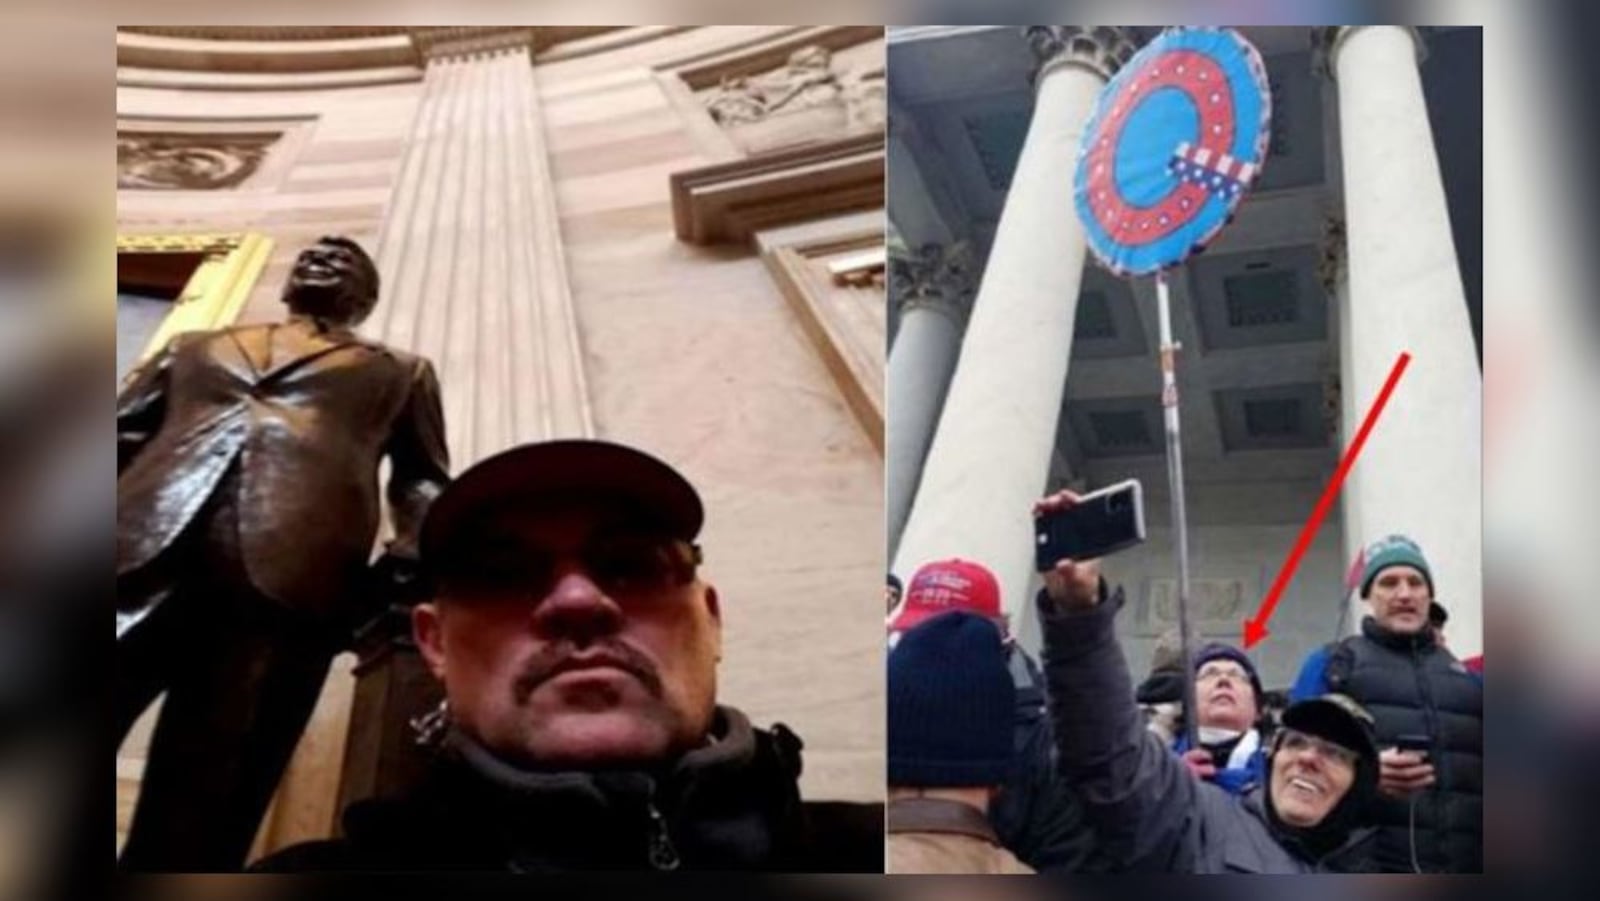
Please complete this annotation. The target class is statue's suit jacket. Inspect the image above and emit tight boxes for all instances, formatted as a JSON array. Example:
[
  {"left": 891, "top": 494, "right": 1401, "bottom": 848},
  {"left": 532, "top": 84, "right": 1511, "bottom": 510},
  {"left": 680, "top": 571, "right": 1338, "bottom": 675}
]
[{"left": 116, "top": 320, "right": 450, "bottom": 624}]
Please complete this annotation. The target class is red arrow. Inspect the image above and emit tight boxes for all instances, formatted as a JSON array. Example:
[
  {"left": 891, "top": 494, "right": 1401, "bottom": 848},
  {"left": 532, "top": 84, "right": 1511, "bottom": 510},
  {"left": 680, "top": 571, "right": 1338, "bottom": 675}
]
[{"left": 1242, "top": 351, "right": 1412, "bottom": 649}]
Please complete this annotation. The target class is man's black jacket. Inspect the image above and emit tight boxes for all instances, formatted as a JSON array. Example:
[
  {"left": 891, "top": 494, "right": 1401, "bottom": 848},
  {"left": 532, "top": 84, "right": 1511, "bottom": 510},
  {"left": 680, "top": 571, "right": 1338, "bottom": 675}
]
[{"left": 252, "top": 708, "right": 882, "bottom": 873}]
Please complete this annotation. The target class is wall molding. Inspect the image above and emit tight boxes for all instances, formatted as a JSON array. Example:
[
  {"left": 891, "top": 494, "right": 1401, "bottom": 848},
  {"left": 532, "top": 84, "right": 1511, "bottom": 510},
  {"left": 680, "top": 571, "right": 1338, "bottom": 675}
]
[
  {"left": 669, "top": 132, "right": 884, "bottom": 245},
  {"left": 758, "top": 214, "right": 886, "bottom": 455}
]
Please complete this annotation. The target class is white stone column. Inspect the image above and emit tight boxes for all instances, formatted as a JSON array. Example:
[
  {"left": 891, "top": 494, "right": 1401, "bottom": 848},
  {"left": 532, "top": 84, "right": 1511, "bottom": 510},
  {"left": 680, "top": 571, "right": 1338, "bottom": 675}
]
[
  {"left": 892, "top": 27, "right": 1136, "bottom": 615},
  {"left": 1323, "top": 26, "right": 1482, "bottom": 655},
  {"left": 886, "top": 242, "right": 973, "bottom": 561},
  {"left": 372, "top": 29, "right": 595, "bottom": 468},
  {"left": 340, "top": 27, "right": 598, "bottom": 819}
]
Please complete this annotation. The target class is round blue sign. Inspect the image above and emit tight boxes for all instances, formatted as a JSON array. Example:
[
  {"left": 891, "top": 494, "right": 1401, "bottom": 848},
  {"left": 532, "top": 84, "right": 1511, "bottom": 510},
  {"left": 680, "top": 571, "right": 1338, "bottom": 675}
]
[{"left": 1073, "top": 28, "right": 1272, "bottom": 276}]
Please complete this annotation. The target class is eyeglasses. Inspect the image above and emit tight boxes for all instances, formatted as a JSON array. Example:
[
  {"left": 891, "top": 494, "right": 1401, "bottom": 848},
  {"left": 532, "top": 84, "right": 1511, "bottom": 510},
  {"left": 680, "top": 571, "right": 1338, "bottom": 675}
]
[
  {"left": 437, "top": 533, "right": 702, "bottom": 602},
  {"left": 1196, "top": 662, "right": 1250, "bottom": 683},
  {"left": 1276, "top": 727, "right": 1360, "bottom": 769}
]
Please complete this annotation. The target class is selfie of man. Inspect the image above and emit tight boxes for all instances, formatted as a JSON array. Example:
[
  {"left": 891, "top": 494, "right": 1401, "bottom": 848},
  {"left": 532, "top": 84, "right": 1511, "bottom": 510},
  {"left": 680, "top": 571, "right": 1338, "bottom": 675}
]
[
  {"left": 255, "top": 441, "right": 882, "bottom": 871},
  {"left": 1033, "top": 489, "right": 1381, "bottom": 872}
]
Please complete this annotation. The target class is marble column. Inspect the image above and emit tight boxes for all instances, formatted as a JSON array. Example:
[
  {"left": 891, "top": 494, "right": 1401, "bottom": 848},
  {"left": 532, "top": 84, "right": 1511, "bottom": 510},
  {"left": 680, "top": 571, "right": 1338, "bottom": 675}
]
[
  {"left": 891, "top": 27, "right": 1136, "bottom": 616},
  {"left": 886, "top": 241, "right": 973, "bottom": 562},
  {"left": 370, "top": 28, "right": 595, "bottom": 466},
  {"left": 1321, "top": 26, "right": 1482, "bottom": 655},
  {"left": 343, "top": 29, "right": 597, "bottom": 812}
]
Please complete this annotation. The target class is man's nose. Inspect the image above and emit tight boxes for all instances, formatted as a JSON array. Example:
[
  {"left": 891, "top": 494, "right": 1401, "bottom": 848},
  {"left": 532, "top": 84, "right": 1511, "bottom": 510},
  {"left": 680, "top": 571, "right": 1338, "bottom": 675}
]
[
  {"left": 532, "top": 568, "right": 624, "bottom": 642},
  {"left": 1295, "top": 744, "right": 1326, "bottom": 771}
]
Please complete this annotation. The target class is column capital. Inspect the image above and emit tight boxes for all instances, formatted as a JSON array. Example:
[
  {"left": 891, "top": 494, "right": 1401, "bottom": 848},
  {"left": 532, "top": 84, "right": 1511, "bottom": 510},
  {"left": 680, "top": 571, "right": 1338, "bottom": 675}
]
[
  {"left": 410, "top": 27, "right": 535, "bottom": 63},
  {"left": 1023, "top": 26, "right": 1139, "bottom": 85},
  {"left": 889, "top": 240, "right": 977, "bottom": 323},
  {"left": 1312, "top": 26, "right": 1427, "bottom": 81}
]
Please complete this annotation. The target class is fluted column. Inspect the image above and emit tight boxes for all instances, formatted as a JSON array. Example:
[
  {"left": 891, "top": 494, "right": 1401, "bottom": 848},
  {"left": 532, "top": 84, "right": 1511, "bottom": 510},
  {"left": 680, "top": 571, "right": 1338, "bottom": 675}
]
[
  {"left": 891, "top": 27, "right": 1136, "bottom": 615},
  {"left": 370, "top": 30, "right": 594, "bottom": 469},
  {"left": 886, "top": 241, "right": 973, "bottom": 561},
  {"left": 342, "top": 30, "right": 595, "bottom": 811},
  {"left": 1320, "top": 26, "right": 1482, "bottom": 654}
]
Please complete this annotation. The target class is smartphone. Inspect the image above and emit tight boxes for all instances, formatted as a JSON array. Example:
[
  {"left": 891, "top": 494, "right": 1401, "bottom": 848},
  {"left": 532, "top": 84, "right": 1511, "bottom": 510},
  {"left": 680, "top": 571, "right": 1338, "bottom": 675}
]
[
  {"left": 1034, "top": 479, "right": 1146, "bottom": 572},
  {"left": 1393, "top": 733, "right": 1431, "bottom": 757}
]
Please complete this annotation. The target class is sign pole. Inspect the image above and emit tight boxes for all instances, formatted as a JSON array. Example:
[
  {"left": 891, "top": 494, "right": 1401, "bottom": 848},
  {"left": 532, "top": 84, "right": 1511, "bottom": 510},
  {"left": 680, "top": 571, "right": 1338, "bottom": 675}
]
[
  {"left": 1072, "top": 26, "right": 1272, "bottom": 750},
  {"left": 1156, "top": 267, "right": 1199, "bottom": 750}
]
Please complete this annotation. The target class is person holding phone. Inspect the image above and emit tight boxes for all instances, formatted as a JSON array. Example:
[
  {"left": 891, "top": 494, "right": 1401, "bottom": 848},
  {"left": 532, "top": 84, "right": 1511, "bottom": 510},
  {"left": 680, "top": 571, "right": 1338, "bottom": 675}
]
[
  {"left": 1032, "top": 488, "right": 1382, "bottom": 873},
  {"left": 1288, "top": 535, "right": 1483, "bottom": 873}
]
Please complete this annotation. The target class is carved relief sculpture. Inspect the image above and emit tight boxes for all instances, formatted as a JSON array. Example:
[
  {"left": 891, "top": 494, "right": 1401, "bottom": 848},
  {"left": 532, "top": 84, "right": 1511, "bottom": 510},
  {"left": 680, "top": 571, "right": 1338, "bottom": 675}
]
[
  {"left": 704, "top": 45, "right": 885, "bottom": 151},
  {"left": 842, "top": 63, "right": 886, "bottom": 133},
  {"left": 118, "top": 131, "right": 282, "bottom": 190},
  {"left": 1143, "top": 577, "right": 1251, "bottom": 636}
]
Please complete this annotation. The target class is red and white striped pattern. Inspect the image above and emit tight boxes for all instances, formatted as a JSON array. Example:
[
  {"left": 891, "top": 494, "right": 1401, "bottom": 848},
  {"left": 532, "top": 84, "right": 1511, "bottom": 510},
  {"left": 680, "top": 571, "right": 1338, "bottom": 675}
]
[{"left": 1173, "top": 140, "right": 1256, "bottom": 183}]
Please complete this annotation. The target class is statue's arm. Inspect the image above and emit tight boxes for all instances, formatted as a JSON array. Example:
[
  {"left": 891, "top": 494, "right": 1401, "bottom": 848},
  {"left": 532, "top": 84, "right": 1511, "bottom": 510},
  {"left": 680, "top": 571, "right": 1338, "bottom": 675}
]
[
  {"left": 383, "top": 358, "right": 450, "bottom": 558},
  {"left": 116, "top": 337, "right": 180, "bottom": 473}
]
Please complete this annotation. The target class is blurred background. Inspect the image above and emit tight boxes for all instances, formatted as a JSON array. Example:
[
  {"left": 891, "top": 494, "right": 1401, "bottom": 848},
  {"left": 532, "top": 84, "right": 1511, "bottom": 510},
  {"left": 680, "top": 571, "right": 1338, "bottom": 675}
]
[{"left": 1, "top": 0, "right": 1596, "bottom": 895}]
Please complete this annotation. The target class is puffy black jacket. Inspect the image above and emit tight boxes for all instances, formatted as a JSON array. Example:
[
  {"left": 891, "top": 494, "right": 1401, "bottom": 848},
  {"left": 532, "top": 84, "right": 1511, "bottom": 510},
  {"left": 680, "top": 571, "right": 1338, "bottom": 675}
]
[
  {"left": 1324, "top": 617, "right": 1483, "bottom": 873},
  {"left": 251, "top": 707, "right": 882, "bottom": 873},
  {"left": 988, "top": 645, "right": 1109, "bottom": 873}
]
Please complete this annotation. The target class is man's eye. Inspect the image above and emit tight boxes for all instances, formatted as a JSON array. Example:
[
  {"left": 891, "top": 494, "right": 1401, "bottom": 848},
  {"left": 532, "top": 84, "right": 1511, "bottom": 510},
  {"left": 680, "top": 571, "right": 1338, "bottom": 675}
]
[{"left": 593, "top": 549, "right": 660, "bottom": 582}]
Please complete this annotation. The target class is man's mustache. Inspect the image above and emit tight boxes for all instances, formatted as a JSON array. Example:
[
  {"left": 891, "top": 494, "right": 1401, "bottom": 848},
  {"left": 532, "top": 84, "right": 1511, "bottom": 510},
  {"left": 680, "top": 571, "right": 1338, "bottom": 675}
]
[{"left": 512, "top": 640, "right": 664, "bottom": 703}]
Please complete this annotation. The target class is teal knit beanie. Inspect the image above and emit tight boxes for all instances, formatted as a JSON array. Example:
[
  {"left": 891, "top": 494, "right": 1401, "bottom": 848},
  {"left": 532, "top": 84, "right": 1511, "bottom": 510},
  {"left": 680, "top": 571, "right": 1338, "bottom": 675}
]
[{"left": 1359, "top": 534, "right": 1434, "bottom": 598}]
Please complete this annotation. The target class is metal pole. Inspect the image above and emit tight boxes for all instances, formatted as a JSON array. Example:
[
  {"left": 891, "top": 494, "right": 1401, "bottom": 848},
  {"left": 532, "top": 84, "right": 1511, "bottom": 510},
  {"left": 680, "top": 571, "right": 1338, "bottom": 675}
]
[{"left": 1156, "top": 268, "right": 1199, "bottom": 750}]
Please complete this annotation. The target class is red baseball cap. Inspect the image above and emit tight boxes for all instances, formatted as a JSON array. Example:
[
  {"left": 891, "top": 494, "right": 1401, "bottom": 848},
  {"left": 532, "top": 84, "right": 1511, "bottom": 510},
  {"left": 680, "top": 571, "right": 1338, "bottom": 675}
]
[{"left": 889, "top": 559, "right": 1003, "bottom": 633}]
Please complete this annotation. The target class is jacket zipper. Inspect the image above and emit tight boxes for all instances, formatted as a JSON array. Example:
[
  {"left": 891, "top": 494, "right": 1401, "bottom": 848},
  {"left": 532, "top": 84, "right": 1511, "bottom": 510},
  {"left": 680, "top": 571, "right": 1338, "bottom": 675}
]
[
  {"left": 645, "top": 796, "right": 681, "bottom": 870},
  {"left": 1410, "top": 640, "right": 1442, "bottom": 869}
]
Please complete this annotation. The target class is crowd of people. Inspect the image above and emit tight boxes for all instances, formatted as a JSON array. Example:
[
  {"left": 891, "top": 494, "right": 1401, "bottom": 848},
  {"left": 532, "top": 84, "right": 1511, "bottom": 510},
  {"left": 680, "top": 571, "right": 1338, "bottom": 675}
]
[{"left": 886, "top": 489, "right": 1483, "bottom": 874}]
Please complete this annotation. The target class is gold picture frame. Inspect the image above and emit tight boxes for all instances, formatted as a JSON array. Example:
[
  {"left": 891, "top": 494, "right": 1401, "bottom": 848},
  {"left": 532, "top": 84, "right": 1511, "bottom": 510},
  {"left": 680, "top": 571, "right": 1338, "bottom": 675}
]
[{"left": 116, "top": 231, "right": 274, "bottom": 372}]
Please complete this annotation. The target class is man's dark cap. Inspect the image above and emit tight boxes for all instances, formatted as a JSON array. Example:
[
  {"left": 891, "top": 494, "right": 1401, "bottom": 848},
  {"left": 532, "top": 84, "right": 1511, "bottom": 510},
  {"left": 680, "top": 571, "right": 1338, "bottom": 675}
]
[
  {"left": 420, "top": 439, "right": 704, "bottom": 569},
  {"left": 1280, "top": 693, "right": 1379, "bottom": 764}
]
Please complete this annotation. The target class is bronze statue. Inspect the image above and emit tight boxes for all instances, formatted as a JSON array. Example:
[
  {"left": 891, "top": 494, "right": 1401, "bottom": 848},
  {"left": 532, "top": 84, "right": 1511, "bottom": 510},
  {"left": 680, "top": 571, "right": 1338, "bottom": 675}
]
[{"left": 115, "top": 235, "right": 450, "bottom": 870}]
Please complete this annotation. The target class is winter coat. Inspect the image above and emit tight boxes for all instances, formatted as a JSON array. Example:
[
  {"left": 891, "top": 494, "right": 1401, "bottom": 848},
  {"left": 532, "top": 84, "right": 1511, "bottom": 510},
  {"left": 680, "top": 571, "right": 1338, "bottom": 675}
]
[
  {"left": 1038, "top": 588, "right": 1374, "bottom": 873},
  {"left": 1290, "top": 616, "right": 1483, "bottom": 872},
  {"left": 251, "top": 707, "right": 882, "bottom": 872},
  {"left": 1172, "top": 727, "right": 1269, "bottom": 796},
  {"left": 888, "top": 797, "right": 1034, "bottom": 874},
  {"left": 988, "top": 645, "right": 1109, "bottom": 872}
]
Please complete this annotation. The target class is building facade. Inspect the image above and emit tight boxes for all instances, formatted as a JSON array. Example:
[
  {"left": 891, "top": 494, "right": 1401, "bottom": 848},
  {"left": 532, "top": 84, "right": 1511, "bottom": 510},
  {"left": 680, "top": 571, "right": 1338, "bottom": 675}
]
[{"left": 886, "top": 25, "right": 1483, "bottom": 683}]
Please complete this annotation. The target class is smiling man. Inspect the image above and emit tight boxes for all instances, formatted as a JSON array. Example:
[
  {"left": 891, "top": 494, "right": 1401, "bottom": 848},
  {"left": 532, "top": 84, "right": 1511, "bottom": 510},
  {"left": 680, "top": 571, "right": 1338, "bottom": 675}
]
[
  {"left": 117, "top": 235, "right": 449, "bottom": 870},
  {"left": 1031, "top": 488, "right": 1381, "bottom": 873},
  {"left": 1289, "top": 534, "right": 1484, "bottom": 873},
  {"left": 255, "top": 440, "right": 881, "bottom": 872}
]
